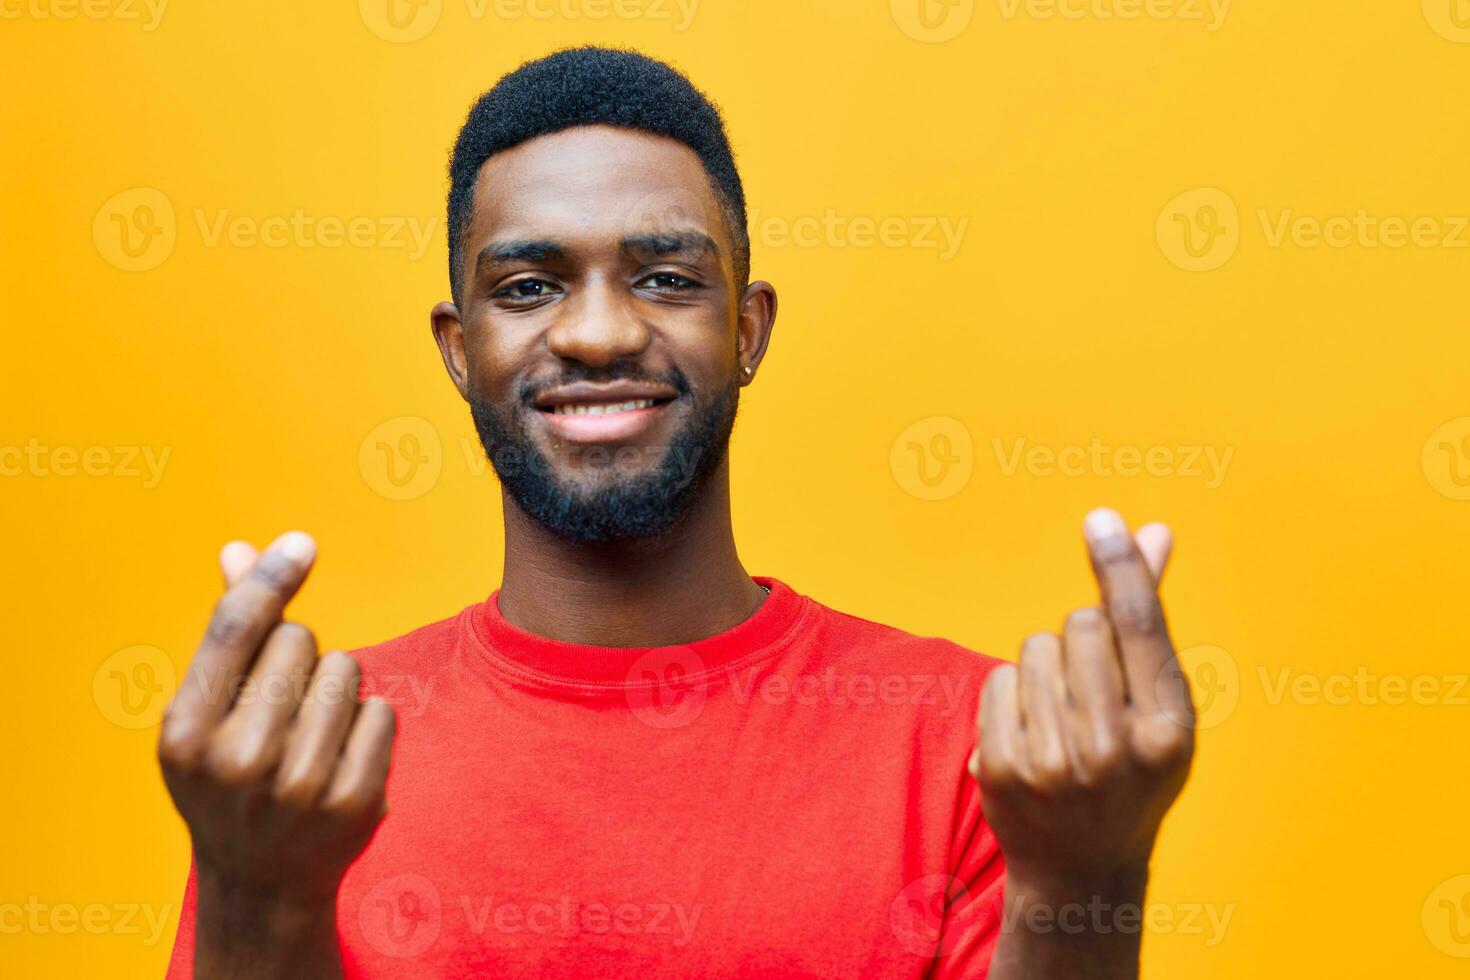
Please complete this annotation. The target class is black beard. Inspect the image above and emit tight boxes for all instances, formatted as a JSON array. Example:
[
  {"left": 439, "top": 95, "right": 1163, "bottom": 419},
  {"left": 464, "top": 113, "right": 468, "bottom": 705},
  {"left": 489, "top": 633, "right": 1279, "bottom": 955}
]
[{"left": 469, "top": 371, "right": 739, "bottom": 544}]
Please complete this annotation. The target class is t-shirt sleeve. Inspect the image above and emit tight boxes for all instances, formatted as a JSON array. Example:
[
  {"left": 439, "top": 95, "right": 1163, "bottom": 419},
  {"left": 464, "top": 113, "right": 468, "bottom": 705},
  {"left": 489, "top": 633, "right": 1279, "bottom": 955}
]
[
  {"left": 929, "top": 766, "right": 1007, "bottom": 978},
  {"left": 163, "top": 862, "right": 198, "bottom": 979}
]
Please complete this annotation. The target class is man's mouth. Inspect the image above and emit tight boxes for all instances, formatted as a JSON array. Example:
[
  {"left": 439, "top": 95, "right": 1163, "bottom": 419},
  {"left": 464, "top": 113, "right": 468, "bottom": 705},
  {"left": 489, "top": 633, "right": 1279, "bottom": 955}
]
[
  {"left": 548, "top": 398, "right": 659, "bottom": 416},
  {"left": 532, "top": 381, "right": 679, "bottom": 444}
]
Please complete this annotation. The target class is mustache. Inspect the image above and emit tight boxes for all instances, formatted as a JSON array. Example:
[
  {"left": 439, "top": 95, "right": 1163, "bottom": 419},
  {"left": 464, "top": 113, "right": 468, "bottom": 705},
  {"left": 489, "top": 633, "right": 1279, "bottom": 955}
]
[{"left": 516, "top": 362, "right": 693, "bottom": 407}]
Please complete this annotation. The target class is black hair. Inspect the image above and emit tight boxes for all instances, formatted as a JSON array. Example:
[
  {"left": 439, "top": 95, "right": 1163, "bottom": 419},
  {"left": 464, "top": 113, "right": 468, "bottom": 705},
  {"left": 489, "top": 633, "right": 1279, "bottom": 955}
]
[{"left": 446, "top": 46, "right": 750, "bottom": 307}]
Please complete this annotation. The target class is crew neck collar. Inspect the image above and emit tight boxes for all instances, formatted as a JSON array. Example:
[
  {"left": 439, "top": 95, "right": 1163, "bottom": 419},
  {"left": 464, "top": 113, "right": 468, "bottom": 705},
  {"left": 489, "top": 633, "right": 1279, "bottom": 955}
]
[{"left": 465, "top": 577, "right": 808, "bottom": 689}]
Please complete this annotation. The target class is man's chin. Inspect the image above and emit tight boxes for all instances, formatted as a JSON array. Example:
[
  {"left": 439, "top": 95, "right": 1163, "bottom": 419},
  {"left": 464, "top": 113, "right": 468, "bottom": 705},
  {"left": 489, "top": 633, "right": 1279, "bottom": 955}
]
[
  {"left": 509, "top": 480, "right": 695, "bottom": 544},
  {"left": 536, "top": 443, "right": 672, "bottom": 478},
  {"left": 470, "top": 378, "right": 736, "bottom": 544},
  {"left": 544, "top": 472, "right": 668, "bottom": 505}
]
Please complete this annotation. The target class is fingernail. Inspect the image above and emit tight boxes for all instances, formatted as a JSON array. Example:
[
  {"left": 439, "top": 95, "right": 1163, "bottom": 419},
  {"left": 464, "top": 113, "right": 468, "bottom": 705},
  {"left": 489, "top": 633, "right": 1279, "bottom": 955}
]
[
  {"left": 1084, "top": 508, "right": 1126, "bottom": 542},
  {"left": 273, "top": 531, "right": 316, "bottom": 562}
]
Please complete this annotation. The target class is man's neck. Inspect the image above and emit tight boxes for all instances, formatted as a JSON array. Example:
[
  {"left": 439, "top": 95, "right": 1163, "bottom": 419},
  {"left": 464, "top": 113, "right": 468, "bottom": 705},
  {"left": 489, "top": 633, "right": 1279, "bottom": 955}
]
[{"left": 495, "top": 468, "right": 767, "bottom": 647}]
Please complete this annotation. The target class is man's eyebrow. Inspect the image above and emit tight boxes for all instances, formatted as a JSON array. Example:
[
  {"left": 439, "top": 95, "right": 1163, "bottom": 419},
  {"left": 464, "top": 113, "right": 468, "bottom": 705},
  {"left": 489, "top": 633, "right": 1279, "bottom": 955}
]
[
  {"left": 622, "top": 232, "right": 721, "bottom": 261},
  {"left": 476, "top": 239, "right": 564, "bottom": 269}
]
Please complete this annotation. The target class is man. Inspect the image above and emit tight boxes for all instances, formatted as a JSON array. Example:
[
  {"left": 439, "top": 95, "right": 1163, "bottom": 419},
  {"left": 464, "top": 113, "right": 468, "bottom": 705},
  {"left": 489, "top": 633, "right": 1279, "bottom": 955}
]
[{"left": 159, "top": 47, "right": 1194, "bottom": 978}]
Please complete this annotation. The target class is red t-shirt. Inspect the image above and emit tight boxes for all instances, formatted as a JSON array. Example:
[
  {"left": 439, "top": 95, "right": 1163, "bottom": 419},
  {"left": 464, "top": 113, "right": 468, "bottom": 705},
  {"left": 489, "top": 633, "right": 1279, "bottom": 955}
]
[{"left": 165, "top": 578, "right": 1007, "bottom": 977}]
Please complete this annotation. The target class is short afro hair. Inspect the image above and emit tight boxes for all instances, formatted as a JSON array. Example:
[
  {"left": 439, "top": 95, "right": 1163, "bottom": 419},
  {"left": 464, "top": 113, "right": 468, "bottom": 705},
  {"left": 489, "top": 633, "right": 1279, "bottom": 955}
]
[{"left": 446, "top": 46, "right": 750, "bottom": 307}]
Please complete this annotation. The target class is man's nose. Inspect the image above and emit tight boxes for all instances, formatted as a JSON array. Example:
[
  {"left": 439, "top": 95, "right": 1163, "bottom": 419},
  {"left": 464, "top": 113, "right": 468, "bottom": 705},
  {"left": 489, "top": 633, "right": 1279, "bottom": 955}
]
[{"left": 545, "top": 280, "right": 652, "bottom": 368}]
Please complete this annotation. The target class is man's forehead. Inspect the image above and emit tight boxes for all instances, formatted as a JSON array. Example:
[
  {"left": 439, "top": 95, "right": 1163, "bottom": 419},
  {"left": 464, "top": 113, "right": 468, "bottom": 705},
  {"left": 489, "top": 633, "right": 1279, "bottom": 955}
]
[{"left": 470, "top": 125, "right": 723, "bottom": 239}]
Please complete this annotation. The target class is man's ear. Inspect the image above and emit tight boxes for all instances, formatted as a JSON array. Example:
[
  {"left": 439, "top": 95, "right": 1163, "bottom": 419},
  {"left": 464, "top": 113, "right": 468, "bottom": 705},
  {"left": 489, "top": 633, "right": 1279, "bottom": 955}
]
[
  {"left": 431, "top": 301, "right": 471, "bottom": 401},
  {"left": 736, "top": 280, "right": 777, "bottom": 386}
]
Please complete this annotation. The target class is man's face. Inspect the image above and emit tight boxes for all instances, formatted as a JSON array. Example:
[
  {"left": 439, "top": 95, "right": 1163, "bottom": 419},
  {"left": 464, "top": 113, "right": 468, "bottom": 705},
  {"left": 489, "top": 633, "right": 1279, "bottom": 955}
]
[{"left": 433, "top": 125, "right": 770, "bottom": 542}]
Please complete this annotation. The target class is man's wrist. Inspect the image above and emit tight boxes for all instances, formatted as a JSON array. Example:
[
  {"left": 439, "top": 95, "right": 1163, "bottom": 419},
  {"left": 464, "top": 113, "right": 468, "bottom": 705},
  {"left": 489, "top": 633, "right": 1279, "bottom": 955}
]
[
  {"left": 194, "top": 866, "right": 343, "bottom": 979},
  {"left": 1005, "top": 863, "right": 1150, "bottom": 910},
  {"left": 988, "top": 864, "right": 1151, "bottom": 980}
]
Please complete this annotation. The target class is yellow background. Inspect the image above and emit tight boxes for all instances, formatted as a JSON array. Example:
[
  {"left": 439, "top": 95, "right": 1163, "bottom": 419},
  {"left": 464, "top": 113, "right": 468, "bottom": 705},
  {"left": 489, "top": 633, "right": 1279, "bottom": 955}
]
[{"left": 4, "top": 0, "right": 1469, "bottom": 975}]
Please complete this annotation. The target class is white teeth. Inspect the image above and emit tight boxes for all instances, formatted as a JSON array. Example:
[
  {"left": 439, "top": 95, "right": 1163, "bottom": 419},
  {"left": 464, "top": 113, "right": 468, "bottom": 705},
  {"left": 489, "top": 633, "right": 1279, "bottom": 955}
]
[{"left": 551, "top": 398, "right": 655, "bottom": 416}]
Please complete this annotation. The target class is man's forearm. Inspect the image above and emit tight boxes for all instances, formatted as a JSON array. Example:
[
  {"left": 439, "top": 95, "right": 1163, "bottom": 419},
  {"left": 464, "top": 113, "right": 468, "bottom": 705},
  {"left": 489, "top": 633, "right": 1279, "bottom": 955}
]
[
  {"left": 987, "top": 868, "right": 1148, "bottom": 980},
  {"left": 193, "top": 872, "right": 343, "bottom": 980}
]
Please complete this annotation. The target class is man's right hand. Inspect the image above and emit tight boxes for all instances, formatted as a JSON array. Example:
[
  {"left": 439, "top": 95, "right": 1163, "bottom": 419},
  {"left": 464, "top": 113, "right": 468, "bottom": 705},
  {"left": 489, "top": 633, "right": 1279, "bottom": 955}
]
[{"left": 157, "top": 532, "right": 397, "bottom": 979}]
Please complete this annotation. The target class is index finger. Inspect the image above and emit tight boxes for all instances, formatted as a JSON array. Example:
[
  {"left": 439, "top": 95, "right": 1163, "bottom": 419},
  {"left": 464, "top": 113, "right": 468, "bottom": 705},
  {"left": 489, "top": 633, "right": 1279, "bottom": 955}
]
[
  {"left": 167, "top": 531, "right": 317, "bottom": 733},
  {"left": 1082, "top": 509, "right": 1180, "bottom": 716}
]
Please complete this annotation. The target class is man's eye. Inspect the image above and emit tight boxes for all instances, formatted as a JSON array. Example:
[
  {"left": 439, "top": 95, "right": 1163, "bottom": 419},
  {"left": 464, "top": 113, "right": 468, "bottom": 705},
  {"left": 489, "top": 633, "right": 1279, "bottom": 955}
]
[
  {"left": 494, "top": 278, "right": 560, "bottom": 302},
  {"left": 638, "top": 272, "right": 698, "bottom": 291}
]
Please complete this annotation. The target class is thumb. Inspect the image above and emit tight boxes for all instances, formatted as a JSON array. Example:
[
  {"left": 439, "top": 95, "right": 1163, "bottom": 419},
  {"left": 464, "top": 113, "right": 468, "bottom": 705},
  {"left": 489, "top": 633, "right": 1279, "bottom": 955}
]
[
  {"left": 218, "top": 540, "right": 259, "bottom": 589},
  {"left": 1134, "top": 522, "right": 1173, "bottom": 584}
]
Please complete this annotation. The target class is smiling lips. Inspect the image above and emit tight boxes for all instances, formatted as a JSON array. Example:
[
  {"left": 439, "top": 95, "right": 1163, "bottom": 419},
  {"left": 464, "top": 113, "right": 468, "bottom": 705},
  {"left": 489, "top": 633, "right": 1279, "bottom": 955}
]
[
  {"left": 533, "top": 381, "right": 676, "bottom": 444},
  {"left": 549, "top": 398, "right": 657, "bottom": 416}
]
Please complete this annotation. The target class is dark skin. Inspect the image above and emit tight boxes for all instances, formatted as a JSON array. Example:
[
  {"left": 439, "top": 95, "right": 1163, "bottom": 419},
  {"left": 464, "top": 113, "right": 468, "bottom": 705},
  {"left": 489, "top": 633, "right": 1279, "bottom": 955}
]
[
  {"left": 158, "top": 124, "right": 1194, "bottom": 978},
  {"left": 430, "top": 125, "right": 775, "bottom": 646}
]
